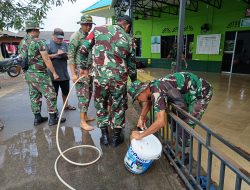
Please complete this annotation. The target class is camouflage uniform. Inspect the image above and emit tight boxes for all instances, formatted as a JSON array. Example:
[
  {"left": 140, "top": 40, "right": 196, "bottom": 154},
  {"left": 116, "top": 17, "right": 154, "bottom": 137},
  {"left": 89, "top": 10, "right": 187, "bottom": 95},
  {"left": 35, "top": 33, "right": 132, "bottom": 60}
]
[
  {"left": 129, "top": 72, "right": 212, "bottom": 154},
  {"left": 80, "top": 24, "right": 136, "bottom": 129},
  {"left": 19, "top": 20, "right": 58, "bottom": 115},
  {"left": 19, "top": 36, "right": 57, "bottom": 114},
  {"left": 150, "top": 72, "right": 212, "bottom": 153},
  {"left": 150, "top": 72, "right": 213, "bottom": 121},
  {"left": 68, "top": 28, "right": 93, "bottom": 113}
]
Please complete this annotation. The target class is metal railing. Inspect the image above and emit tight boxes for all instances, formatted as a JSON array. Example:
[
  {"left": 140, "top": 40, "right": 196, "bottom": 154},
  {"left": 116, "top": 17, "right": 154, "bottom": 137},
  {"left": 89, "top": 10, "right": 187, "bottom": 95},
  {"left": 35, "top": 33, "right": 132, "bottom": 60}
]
[{"left": 149, "top": 103, "right": 250, "bottom": 190}]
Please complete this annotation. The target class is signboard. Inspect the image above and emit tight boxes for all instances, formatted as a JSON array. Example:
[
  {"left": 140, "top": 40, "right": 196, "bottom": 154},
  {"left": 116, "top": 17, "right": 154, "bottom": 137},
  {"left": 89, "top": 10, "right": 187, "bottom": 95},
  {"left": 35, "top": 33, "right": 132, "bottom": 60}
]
[
  {"left": 196, "top": 34, "right": 221, "bottom": 55},
  {"left": 240, "top": 18, "right": 250, "bottom": 27},
  {"left": 151, "top": 36, "right": 161, "bottom": 53}
]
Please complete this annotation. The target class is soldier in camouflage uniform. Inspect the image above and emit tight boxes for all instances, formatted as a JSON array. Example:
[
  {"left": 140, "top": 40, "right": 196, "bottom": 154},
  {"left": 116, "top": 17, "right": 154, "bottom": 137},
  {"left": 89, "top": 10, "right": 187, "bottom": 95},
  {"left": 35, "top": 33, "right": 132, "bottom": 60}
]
[
  {"left": 128, "top": 72, "right": 213, "bottom": 139},
  {"left": 68, "top": 15, "right": 95, "bottom": 131},
  {"left": 80, "top": 15, "right": 137, "bottom": 147},
  {"left": 19, "top": 20, "right": 66, "bottom": 126},
  {"left": 167, "top": 43, "right": 188, "bottom": 73}
]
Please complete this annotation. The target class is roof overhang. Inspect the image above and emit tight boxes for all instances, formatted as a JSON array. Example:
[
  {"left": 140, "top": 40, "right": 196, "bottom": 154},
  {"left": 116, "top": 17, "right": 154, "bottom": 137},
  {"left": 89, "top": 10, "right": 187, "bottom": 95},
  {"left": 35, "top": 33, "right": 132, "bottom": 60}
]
[
  {"left": 81, "top": 6, "right": 115, "bottom": 17},
  {"left": 111, "top": 0, "right": 223, "bottom": 19}
]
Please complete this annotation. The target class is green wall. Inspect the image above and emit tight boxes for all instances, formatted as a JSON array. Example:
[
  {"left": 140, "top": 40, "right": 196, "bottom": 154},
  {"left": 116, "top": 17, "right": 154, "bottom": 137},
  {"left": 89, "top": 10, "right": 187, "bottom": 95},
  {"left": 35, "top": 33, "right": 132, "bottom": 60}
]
[{"left": 133, "top": 0, "right": 250, "bottom": 72}]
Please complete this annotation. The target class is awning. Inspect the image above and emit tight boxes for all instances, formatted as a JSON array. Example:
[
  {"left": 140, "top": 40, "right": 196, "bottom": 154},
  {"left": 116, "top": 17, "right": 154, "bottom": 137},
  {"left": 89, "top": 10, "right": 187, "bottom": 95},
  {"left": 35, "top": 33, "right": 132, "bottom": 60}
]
[{"left": 81, "top": 0, "right": 114, "bottom": 18}]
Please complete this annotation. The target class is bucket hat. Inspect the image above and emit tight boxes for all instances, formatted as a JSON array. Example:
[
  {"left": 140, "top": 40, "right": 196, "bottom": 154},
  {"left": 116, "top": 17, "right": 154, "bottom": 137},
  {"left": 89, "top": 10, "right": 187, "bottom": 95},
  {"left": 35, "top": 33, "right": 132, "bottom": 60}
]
[
  {"left": 128, "top": 80, "right": 149, "bottom": 103},
  {"left": 25, "top": 20, "right": 43, "bottom": 30},
  {"left": 77, "top": 15, "right": 95, "bottom": 25}
]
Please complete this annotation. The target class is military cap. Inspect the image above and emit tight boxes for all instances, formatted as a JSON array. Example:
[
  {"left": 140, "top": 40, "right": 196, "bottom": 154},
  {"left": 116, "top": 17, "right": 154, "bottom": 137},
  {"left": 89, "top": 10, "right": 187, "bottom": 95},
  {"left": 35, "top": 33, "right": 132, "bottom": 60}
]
[
  {"left": 25, "top": 20, "right": 43, "bottom": 30},
  {"left": 128, "top": 80, "right": 149, "bottom": 103},
  {"left": 117, "top": 15, "right": 132, "bottom": 26},
  {"left": 77, "top": 15, "right": 95, "bottom": 24}
]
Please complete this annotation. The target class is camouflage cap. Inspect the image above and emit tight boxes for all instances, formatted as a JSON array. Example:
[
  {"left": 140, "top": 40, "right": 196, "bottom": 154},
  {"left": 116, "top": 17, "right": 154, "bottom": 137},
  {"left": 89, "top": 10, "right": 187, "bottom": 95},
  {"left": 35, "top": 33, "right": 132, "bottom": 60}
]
[
  {"left": 128, "top": 80, "right": 149, "bottom": 103},
  {"left": 77, "top": 15, "right": 96, "bottom": 25},
  {"left": 25, "top": 20, "right": 43, "bottom": 30}
]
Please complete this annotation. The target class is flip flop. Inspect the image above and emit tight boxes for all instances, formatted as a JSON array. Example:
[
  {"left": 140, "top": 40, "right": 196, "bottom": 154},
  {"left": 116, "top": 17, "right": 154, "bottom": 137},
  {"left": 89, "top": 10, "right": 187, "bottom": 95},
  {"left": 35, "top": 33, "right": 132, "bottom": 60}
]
[
  {"left": 65, "top": 105, "right": 76, "bottom": 111},
  {"left": 0, "top": 122, "right": 4, "bottom": 131}
]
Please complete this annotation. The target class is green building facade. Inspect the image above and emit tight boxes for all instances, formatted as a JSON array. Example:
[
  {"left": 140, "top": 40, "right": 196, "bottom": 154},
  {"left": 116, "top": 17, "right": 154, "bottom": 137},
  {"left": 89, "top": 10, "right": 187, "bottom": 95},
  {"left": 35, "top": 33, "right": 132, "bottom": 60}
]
[{"left": 133, "top": 1, "right": 250, "bottom": 73}]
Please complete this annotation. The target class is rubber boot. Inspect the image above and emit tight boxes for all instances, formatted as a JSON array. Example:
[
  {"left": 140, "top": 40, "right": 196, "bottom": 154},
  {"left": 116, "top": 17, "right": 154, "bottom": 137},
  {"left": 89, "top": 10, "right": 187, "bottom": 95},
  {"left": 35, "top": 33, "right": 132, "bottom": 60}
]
[
  {"left": 34, "top": 113, "right": 48, "bottom": 126},
  {"left": 111, "top": 128, "right": 124, "bottom": 147},
  {"left": 100, "top": 127, "right": 109, "bottom": 145},
  {"left": 48, "top": 113, "right": 66, "bottom": 126}
]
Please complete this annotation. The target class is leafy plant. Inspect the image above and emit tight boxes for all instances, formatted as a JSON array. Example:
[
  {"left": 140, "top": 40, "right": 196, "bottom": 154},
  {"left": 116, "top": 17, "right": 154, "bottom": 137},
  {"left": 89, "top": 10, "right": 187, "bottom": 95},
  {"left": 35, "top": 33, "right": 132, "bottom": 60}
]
[{"left": 0, "top": 0, "right": 76, "bottom": 30}]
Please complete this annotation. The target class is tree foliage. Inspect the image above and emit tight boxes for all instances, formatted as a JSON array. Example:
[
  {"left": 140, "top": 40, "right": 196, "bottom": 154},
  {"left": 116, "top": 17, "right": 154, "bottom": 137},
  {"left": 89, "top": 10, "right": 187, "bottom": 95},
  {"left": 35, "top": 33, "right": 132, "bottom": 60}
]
[{"left": 0, "top": 0, "right": 76, "bottom": 30}]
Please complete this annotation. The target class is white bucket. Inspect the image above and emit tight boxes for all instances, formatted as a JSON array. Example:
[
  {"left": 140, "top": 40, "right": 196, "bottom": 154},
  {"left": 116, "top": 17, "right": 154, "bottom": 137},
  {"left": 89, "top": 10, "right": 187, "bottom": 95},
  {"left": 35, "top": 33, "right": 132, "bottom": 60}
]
[{"left": 124, "top": 134, "right": 162, "bottom": 174}]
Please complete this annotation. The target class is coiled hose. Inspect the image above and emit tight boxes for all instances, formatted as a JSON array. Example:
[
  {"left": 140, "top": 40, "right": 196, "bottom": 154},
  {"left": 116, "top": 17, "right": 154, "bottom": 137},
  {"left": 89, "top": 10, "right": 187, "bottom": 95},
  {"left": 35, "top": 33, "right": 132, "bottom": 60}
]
[{"left": 54, "top": 76, "right": 102, "bottom": 190}]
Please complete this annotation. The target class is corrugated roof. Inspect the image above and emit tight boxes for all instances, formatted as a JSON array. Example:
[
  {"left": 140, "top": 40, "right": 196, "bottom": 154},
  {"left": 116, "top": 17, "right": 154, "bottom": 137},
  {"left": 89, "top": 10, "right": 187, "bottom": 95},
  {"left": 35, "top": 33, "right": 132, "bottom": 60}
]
[
  {"left": 81, "top": 0, "right": 112, "bottom": 13},
  {"left": 16, "top": 31, "right": 74, "bottom": 41},
  {"left": 0, "top": 30, "right": 24, "bottom": 38}
]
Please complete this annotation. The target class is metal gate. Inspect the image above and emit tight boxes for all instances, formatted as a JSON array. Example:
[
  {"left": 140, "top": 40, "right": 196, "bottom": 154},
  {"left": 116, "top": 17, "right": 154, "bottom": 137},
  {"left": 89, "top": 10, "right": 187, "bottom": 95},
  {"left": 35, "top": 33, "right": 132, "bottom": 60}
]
[{"left": 150, "top": 103, "right": 250, "bottom": 190}]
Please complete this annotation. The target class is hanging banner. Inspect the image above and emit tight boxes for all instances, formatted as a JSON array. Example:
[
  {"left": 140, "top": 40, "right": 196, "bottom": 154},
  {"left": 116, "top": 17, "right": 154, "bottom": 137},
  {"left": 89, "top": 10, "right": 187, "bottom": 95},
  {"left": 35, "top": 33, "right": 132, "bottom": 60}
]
[
  {"left": 151, "top": 36, "right": 161, "bottom": 53},
  {"left": 196, "top": 34, "right": 221, "bottom": 55}
]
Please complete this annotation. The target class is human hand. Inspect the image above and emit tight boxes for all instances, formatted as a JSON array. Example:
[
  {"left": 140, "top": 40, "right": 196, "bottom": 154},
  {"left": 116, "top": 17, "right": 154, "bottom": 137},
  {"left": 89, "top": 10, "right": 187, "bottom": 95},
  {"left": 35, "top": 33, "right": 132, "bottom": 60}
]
[
  {"left": 57, "top": 49, "right": 64, "bottom": 55},
  {"left": 131, "top": 131, "right": 143, "bottom": 140},
  {"left": 72, "top": 74, "right": 78, "bottom": 83},
  {"left": 137, "top": 116, "right": 147, "bottom": 130},
  {"left": 53, "top": 72, "right": 59, "bottom": 80}
]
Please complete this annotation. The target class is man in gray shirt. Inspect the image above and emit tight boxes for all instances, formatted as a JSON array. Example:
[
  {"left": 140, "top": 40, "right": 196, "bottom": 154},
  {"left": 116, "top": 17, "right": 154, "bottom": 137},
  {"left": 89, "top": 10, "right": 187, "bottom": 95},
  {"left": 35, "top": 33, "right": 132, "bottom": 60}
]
[{"left": 46, "top": 28, "right": 76, "bottom": 110}]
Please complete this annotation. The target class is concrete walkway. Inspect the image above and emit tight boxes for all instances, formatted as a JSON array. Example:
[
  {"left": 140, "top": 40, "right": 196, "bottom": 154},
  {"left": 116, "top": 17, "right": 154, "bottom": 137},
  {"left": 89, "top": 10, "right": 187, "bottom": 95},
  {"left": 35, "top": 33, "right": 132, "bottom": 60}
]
[{"left": 0, "top": 74, "right": 184, "bottom": 190}]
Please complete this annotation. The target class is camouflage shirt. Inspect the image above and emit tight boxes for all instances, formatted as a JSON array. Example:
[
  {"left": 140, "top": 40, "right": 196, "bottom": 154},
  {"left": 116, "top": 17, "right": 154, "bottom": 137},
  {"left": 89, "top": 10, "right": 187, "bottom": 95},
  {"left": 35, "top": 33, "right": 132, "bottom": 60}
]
[
  {"left": 19, "top": 35, "right": 47, "bottom": 73},
  {"left": 28, "top": 38, "right": 48, "bottom": 72},
  {"left": 18, "top": 34, "right": 33, "bottom": 67},
  {"left": 150, "top": 72, "right": 211, "bottom": 112},
  {"left": 80, "top": 25, "right": 135, "bottom": 82},
  {"left": 68, "top": 29, "right": 89, "bottom": 66}
]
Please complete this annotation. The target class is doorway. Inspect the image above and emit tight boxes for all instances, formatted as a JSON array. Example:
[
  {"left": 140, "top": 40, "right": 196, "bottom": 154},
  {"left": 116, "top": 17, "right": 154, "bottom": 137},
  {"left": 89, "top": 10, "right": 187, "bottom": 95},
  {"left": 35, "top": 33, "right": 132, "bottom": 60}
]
[
  {"left": 222, "top": 30, "right": 250, "bottom": 74},
  {"left": 134, "top": 37, "right": 142, "bottom": 57},
  {"left": 161, "top": 34, "right": 194, "bottom": 60}
]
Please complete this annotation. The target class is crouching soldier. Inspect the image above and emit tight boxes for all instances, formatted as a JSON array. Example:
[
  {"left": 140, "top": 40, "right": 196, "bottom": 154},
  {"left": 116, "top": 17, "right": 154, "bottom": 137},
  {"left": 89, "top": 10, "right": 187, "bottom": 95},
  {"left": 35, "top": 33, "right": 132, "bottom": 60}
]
[{"left": 128, "top": 72, "right": 213, "bottom": 158}]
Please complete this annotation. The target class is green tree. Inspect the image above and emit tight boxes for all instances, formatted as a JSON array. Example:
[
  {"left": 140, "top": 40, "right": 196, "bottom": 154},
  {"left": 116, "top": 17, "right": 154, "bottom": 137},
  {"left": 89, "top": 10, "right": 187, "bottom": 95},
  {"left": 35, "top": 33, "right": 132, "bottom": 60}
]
[{"left": 0, "top": 0, "right": 76, "bottom": 30}]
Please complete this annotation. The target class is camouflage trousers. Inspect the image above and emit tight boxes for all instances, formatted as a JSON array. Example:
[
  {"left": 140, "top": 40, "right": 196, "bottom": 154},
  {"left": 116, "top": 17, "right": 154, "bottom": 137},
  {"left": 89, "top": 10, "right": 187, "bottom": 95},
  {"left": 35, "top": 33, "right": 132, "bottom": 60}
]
[
  {"left": 188, "top": 80, "right": 213, "bottom": 125},
  {"left": 94, "top": 77, "right": 127, "bottom": 129},
  {"left": 75, "top": 75, "right": 93, "bottom": 113},
  {"left": 25, "top": 72, "right": 57, "bottom": 114},
  {"left": 174, "top": 83, "right": 213, "bottom": 155}
]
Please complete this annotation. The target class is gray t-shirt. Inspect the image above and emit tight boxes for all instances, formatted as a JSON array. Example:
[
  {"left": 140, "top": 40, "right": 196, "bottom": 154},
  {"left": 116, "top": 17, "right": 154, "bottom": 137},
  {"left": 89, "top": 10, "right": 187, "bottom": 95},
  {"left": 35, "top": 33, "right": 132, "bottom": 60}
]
[{"left": 46, "top": 39, "right": 70, "bottom": 81}]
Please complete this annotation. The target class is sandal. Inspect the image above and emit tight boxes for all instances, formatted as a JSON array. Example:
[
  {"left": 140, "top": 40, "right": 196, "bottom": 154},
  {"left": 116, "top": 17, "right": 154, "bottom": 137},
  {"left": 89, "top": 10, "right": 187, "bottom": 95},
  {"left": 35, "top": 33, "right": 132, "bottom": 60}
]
[
  {"left": 0, "top": 121, "right": 4, "bottom": 131},
  {"left": 65, "top": 105, "right": 76, "bottom": 111}
]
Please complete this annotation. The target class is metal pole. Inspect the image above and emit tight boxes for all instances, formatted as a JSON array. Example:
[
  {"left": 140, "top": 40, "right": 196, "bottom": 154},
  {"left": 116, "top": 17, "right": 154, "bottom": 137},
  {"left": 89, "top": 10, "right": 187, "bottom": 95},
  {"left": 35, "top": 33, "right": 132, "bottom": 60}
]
[
  {"left": 230, "top": 31, "right": 238, "bottom": 75},
  {"left": 176, "top": 0, "right": 187, "bottom": 72},
  {"left": 129, "top": 0, "right": 133, "bottom": 35}
]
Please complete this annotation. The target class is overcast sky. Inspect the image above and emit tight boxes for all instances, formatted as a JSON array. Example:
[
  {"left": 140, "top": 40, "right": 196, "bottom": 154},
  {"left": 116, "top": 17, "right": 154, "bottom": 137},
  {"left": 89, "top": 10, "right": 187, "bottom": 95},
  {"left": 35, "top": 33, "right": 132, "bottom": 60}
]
[{"left": 42, "top": 0, "right": 106, "bottom": 32}]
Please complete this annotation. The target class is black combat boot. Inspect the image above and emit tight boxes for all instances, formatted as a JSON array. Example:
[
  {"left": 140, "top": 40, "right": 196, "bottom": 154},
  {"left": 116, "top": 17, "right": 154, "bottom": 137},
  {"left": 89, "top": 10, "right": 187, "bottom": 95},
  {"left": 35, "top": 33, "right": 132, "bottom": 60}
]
[
  {"left": 111, "top": 128, "right": 124, "bottom": 147},
  {"left": 100, "top": 127, "right": 109, "bottom": 145},
  {"left": 34, "top": 113, "right": 48, "bottom": 126},
  {"left": 48, "top": 113, "right": 66, "bottom": 126}
]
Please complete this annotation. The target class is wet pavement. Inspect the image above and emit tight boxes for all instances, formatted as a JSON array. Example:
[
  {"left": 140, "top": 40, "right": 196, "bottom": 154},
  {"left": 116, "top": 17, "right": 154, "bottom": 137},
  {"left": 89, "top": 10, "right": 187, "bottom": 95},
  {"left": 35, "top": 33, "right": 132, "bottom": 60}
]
[{"left": 0, "top": 73, "right": 185, "bottom": 190}]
